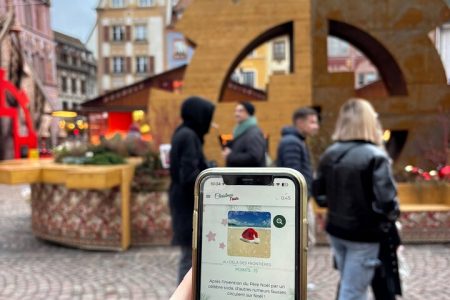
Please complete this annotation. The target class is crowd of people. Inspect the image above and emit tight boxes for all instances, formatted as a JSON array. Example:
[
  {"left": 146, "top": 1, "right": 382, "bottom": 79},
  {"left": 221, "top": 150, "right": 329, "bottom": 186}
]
[{"left": 169, "top": 97, "right": 401, "bottom": 300}]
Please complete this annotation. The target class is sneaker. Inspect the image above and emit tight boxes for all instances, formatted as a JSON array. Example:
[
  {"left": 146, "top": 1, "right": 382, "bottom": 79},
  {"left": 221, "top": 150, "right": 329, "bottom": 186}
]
[{"left": 240, "top": 228, "right": 260, "bottom": 244}]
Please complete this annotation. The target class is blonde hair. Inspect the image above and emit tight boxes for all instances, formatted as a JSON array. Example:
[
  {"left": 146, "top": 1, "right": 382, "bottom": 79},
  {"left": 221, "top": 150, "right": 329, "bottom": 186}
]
[{"left": 332, "top": 98, "right": 383, "bottom": 146}]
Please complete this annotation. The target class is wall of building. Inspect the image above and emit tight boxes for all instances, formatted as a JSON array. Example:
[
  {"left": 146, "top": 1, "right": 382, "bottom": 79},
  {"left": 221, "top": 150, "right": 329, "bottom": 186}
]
[
  {"left": 5, "top": 0, "right": 60, "bottom": 109},
  {"left": 55, "top": 32, "right": 97, "bottom": 110},
  {"left": 96, "top": 0, "right": 169, "bottom": 93}
]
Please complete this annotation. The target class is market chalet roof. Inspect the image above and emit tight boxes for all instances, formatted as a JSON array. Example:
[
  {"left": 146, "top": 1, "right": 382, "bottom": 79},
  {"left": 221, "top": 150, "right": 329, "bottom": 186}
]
[{"left": 81, "top": 64, "right": 267, "bottom": 112}]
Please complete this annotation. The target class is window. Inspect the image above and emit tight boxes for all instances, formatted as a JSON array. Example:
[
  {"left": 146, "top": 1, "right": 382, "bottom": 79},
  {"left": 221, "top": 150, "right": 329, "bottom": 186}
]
[
  {"left": 81, "top": 80, "right": 86, "bottom": 95},
  {"left": 231, "top": 71, "right": 240, "bottom": 82},
  {"left": 242, "top": 71, "right": 255, "bottom": 87},
  {"left": 273, "top": 40, "right": 286, "bottom": 61},
  {"left": 358, "top": 73, "right": 365, "bottom": 86},
  {"left": 173, "top": 39, "right": 187, "bottom": 59},
  {"left": 136, "top": 56, "right": 148, "bottom": 73},
  {"left": 365, "top": 72, "right": 378, "bottom": 84},
  {"left": 112, "top": 26, "right": 125, "bottom": 41},
  {"left": 62, "top": 77, "right": 67, "bottom": 92},
  {"left": 112, "top": 57, "right": 125, "bottom": 73},
  {"left": 61, "top": 53, "right": 68, "bottom": 64},
  {"left": 35, "top": 6, "right": 43, "bottom": 31},
  {"left": 134, "top": 25, "right": 147, "bottom": 41},
  {"left": 138, "top": 0, "right": 154, "bottom": 7},
  {"left": 111, "top": 0, "right": 125, "bottom": 8},
  {"left": 328, "top": 37, "right": 350, "bottom": 57},
  {"left": 71, "top": 78, "right": 77, "bottom": 94},
  {"left": 24, "top": 0, "right": 32, "bottom": 26}
]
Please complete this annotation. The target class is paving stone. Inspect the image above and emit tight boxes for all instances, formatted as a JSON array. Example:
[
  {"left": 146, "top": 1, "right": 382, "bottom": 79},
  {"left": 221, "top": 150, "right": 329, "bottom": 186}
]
[{"left": 0, "top": 184, "right": 449, "bottom": 299}]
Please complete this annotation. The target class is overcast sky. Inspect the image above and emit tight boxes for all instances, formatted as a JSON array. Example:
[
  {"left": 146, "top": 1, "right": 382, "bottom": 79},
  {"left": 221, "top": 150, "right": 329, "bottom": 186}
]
[{"left": 51, "top": 0, "right": 98, "bottom": 43}]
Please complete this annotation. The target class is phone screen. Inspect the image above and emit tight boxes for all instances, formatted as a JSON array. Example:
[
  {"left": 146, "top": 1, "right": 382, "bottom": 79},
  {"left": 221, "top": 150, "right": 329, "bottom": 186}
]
[{"left": 197, "top": 175, "right": 299, "bottom": 299}]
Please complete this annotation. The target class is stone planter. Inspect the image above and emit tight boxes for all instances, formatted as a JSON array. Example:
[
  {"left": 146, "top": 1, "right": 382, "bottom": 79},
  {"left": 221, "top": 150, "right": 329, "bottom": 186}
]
[
  {"left": 397, "top": 182, "right": 450, "bottom": 205},
  {"left": 131, "top": 190, "right": 173, "bottom": 246},
  {"left": 314, "top": 182, "right": 450, "bottom": 244}
]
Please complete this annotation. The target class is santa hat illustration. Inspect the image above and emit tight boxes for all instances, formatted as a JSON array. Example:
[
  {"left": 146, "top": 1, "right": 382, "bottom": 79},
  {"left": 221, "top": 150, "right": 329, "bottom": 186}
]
[{"left": 240, "top": 228, "right": 260, "bottom": 244}]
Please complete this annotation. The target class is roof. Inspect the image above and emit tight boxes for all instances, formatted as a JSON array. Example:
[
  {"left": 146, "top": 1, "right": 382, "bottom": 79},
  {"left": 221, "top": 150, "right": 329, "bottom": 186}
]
[
  {"left": 81, "top": 65, "right": 187, "bottom": 112},
  {"left": 54, "top": 31, "right": 86, "bottom": 50},
  {"left": 81, "top": 63, "right": 267, "bottom": 112}
]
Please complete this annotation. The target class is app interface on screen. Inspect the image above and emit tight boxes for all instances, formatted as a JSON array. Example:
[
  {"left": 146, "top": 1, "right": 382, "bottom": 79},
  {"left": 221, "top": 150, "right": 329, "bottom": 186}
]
[{"left": 200, "top": 176, "right": 297, "bottom": 299}]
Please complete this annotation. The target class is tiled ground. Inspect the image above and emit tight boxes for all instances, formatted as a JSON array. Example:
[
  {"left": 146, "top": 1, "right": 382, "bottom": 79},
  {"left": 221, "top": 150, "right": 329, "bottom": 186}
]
[{"left": 1, "top": 184, "right": 449, "bottom": 299}]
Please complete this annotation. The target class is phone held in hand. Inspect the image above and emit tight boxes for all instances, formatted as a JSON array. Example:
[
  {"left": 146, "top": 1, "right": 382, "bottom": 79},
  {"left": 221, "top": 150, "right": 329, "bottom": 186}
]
[{"left": 192, "top": 168, "right": 308, "bottom": 299}]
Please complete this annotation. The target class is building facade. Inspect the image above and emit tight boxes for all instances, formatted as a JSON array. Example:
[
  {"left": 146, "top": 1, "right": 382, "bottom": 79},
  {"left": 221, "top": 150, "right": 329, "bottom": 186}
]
[
  {"left": 233, "top": 36, "right": 291, "bottom": 91},
  {"left": 95, "top": 0, "right": 170, "bottom": 93},
  {"left": 0, "top": 0, "right": 58, "bottom": 109},
  {"left": 0, "top": 0, "right": 59, "bottom": 159},
  {"left": 54, "top": 31, "right": 97, "bottom": 111}
]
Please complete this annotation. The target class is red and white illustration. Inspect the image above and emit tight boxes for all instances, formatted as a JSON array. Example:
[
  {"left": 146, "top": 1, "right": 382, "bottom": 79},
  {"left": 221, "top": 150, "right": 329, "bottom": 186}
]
[{"left": 240, "top": 228, "right": 260, "bottom": 244}]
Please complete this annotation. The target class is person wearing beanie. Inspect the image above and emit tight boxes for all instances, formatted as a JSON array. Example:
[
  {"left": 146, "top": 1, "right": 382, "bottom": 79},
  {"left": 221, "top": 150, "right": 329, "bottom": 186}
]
[
  {"left": 222, "top": 101, "right": 266, "bottom": 167},
  {"left": 169, "top": 96, "right": 215, "bottom": 283}
]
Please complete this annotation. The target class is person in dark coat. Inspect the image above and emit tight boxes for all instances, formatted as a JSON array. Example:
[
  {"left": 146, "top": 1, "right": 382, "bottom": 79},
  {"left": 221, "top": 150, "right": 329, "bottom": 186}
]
[
  {"left": 222, "top": 101, "right": 266, "bottom": 167},
  {"left": 313, "top": 98, "right": 400, "bottom": 300},
  {"left": 277, "top": 107, "right": 319, "bottom": 290},
  {"left": 277, "top": 107, "right": 319, "bottom": 197},
  {"left": 169, "top": 96, "right": 215, "bottom": 283}
]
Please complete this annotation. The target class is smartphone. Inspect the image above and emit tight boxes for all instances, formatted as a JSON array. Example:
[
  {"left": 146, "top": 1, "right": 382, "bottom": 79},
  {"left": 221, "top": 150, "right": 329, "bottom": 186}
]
[{"left": 192, "top": 168, "right": 308, "bottom": 300}]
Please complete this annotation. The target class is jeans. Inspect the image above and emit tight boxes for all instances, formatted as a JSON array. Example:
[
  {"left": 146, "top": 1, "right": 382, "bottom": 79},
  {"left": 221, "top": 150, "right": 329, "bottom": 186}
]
[
  {"left": 329, "top": 235, "right": 380, "bottom": 300},
  {"left": 178, "top": 246, "right": 192, "bottom": 284},
  {"left": 307, "top": 200, "right": 316, "bottom": 246}
]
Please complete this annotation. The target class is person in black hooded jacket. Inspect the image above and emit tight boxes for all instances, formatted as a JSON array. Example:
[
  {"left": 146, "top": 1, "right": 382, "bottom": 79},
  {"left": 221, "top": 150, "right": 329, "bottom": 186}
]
[{"left": 169, "top": 96, "right": 215, "bottom": 283}]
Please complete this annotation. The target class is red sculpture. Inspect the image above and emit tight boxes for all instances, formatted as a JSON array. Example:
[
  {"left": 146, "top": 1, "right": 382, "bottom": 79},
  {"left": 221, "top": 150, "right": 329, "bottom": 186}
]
[{"left": 0, "top": 68, "right": 37, "bottom": 158}]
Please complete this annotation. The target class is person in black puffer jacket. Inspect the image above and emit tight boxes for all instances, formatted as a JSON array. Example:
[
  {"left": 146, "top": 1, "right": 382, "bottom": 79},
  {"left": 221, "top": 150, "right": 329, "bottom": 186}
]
[
  {"left": 277, "top": 107, "right": 319, "bottom": 252},
  {"left": 169, "top": 96, "right": 215, "bottom": 283},
  {"left": 222, "top": 101, "right": 266, "bottom": 167},
  {"left": 277, "top": 107, "right": 319, "bottom": 197},
  {"left": 313, "top": 98, "right": 400, "bottom": 300}
]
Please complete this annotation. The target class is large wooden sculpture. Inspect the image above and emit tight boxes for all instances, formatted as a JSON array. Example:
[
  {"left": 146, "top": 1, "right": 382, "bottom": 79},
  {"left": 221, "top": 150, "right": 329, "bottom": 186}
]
[{"left": 149, "top": 0, "right": 450, "bottom": 170}]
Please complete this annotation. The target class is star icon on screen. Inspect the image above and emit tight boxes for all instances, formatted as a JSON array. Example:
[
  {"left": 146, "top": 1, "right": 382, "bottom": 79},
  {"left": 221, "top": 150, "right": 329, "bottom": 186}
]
[
  {"left": 206, "top": 231, "right": 216, "bottom": 242},
  {"left": 219, "top": 242, "right": 226, "bottom": 249}
]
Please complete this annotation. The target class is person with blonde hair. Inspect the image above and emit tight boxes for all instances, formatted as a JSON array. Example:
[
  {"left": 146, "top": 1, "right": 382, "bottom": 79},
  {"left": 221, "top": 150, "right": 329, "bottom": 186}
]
[{"left": 313, "top": 98, "right": 400, "bottom": 300}]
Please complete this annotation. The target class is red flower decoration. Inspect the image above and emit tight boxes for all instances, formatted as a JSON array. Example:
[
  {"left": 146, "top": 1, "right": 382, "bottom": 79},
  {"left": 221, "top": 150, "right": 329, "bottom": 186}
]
[
  {"left": 421, "top": 172, "right": 431, "bottom": 181},
  {"left": 438, "top": 166, "right": 450, "bottom": 179}
]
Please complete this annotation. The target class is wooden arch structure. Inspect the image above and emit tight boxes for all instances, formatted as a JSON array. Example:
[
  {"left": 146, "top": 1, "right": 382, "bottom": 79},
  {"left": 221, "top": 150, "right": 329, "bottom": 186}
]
[{"left": 148, "top": 0, "right": 450, "bottom": 169}]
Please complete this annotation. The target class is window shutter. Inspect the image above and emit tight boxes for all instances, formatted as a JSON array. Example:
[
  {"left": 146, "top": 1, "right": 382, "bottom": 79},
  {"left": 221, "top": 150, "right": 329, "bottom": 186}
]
[
  {"left": 126, "top": 26, "right": 131, "bottom": 41},
  {"left": 149, "top": 56, "right": 154, "bottom": 74},
  {"left": 104, "top": 57, "right": 110, "bottom": 74},
  {"left": 103, "top": 26, "right": 109, "bottom": 42},
  {"left": 126, "top": 57, "right": 131, "bottom": 73}
]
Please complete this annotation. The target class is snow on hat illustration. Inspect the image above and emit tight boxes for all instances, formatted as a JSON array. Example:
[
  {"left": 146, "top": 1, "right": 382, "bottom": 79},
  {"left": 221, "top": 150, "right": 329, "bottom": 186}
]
[{"left": 240, "top": 228, "right": 260, "bottom": 244}]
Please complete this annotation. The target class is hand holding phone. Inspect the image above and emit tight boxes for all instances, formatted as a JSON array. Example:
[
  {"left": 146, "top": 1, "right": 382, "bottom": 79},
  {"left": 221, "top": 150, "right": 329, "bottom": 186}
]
[
  {"left": 170, "top": 269, "right": 193, "bottom": 300},
  {"left": 192, "top": 168, "right": 308, "bottom": 300}
]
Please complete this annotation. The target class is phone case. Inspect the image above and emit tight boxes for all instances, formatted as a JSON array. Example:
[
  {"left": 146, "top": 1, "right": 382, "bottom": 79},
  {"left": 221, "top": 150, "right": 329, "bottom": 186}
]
[{"left": 192, "top": 168, "right": 308, "bottom": 300}]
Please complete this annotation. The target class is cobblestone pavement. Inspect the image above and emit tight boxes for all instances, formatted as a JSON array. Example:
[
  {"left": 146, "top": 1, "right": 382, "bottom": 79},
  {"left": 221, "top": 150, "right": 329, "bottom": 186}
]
[{"left": 1, "top": 184, "right": 449, "bottom": 299}]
